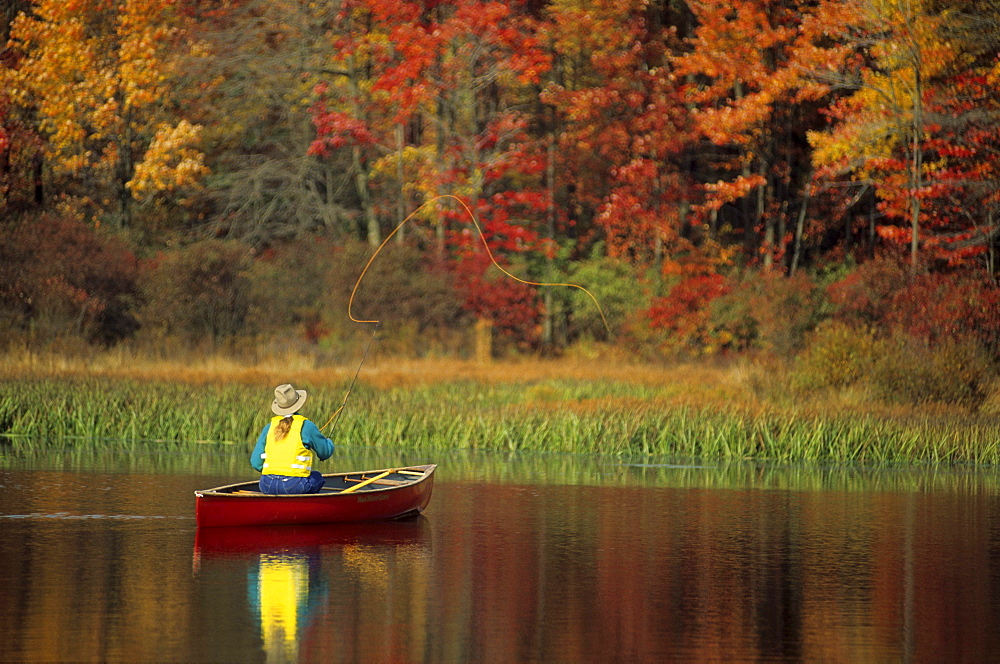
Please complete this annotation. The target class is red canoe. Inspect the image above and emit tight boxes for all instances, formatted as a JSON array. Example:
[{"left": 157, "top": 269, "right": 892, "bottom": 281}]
[{"left": 194, "top": 464, "right": 436, "bottom": 528}]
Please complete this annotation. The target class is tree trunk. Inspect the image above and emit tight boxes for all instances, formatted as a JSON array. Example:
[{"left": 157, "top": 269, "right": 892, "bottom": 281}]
[
  {"left": 475, "top": 317, "right": 493, "bottom": 363},
  {"left": 352, "top": 146, "right": 379, "bottom": 247},
  {"left": 116, "top": 110, "right": 135, "bottom": 229},
  {"left": 434, "top": 75, "right": 449, "bottom": 260},
  {"left": 543, "top": 134, "right": 556, "bottom": 351},
  {"left": 909, "top": 72, "right": 923, "bottom": 275},
  {"left": 790, "top": 183, "right": 811, "bottom": 276},
  {"left": 761, "top": 162, "right": 773, "bottom": 270},
  {"left": 395, "top": 123, "right": 406, "bottom": 244},
  {"left": 345, "top": 50, "right": 379, "bottom": 247}
]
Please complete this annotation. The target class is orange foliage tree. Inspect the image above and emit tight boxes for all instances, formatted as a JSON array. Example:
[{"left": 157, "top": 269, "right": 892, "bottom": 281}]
[{"left": 673, "top": 0, "right": 861, "bottom": 271}]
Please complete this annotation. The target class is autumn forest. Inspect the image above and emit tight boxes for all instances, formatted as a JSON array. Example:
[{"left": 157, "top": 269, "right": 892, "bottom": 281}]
[{"left": 2, "top": 0, "right": 1000, "bottom": 408}]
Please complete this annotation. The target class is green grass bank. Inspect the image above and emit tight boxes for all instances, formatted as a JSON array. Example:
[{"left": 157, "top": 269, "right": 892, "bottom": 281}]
[{"left": 1, "top": 358, "right": 999, "bottom": 465}]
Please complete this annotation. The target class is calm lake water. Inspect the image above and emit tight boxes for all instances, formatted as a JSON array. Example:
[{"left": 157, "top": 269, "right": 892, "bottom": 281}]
[{"left": 1, "top": 446, "right": 1000, "bottom": 662}]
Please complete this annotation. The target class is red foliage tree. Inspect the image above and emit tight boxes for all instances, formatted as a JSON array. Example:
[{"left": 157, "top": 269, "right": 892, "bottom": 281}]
[
  {"left": 309, "top": 0, "right": 549, "bottom": 240},
  {"left": 309, "top": 0, "right": 552, "bottom": 341},
  {"left": 445, "top": 192, "right": 545, "bottom": 346},
  {"left": 541, "top": 0, "right": 693, "bottom": 267}
]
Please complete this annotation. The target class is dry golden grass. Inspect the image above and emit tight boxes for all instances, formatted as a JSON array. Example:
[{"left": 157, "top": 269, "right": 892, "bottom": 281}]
[
  {"left": 0, "top": 346, "right": 348, "bottom": 386},
  {"left": 0, "top": 346, "right": 735, "bottom": 390},
  {"left": 2, "top": 346, "right": 992, "bottom": 425},
  {"left": 4, "top": 347, "right": 998, "bottom": 462},
  {"left": 0, "top": 347, "right": 774, "bottom": 422},
  {"left": 360, "top": 356, "right": 737, "bottom": 390}
]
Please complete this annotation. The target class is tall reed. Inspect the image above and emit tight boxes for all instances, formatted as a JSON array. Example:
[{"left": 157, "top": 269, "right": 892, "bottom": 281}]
[{"left": 2, "top": 375, "right": 999, "bottom": 465}]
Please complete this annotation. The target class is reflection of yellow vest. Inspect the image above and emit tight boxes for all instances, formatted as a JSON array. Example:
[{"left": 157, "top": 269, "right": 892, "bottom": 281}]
[
  {"left": 258, "top": 553, "right": 307, "bottom": 661},
  {"left": 262, "top": 415, "right": 313, "bottom": 477}
]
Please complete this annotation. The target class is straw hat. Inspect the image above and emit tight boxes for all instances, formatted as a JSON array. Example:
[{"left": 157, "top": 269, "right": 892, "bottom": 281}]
[{"left": 271, "top": 383, "right": 307, "bottom": 416}]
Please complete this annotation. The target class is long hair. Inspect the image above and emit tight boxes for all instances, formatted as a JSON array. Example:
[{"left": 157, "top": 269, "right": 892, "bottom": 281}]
[{"left": 272, "top": 415, "right": 294, "bottom": 441}]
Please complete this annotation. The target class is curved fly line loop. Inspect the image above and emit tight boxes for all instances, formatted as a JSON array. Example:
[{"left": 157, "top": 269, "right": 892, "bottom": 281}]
[
  {"left": 348, "top": 194, "right": 611, "bottom": 332},
  {"left": 321, "top": 194, "right": 611, "bottom": 434}
]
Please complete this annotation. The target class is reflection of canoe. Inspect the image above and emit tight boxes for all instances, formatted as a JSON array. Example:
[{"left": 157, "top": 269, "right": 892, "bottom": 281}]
[
  {"left": 194, "top": 464, "right": 436, "bottom": 528},
  {"left": 193, "top": 518, "right": 430, "bottom": 571}
]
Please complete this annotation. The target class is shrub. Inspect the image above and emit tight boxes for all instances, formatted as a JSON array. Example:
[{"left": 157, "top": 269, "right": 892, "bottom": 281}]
[
  {"left": 708, "top": 270, "right": 826, "bottom": 358},
  {"left": 707, "top": 282, "right": 758, "bottom": 353},
  {"left": 886, "top": 272, "right": 1000, "bottom": 360},
  {"left": 327, "top": 240, "right": 470, "bottom": 355},
  {"left": 752, "top": 270, "right": 826, "bottom": 358},
  {"left": 827, "top": 257, "right": 909, "bottom": 329},
  {"left": 138, "top": 239, "right": 255, "bottom": 347},
  {"left": 0, "top": 214, "right": 140, "bottom": 345},
  {"left": 648, "top": 273, "right": 730, "bottom": 351},
  {"left": 565, "top": 251, "right": 652, "bottom": 343},
  {"left": 248, "top": 236, "right": 342, "bottom": 348},
  {"left": 829, "top": 263, "right": 1000, "bottom": 361},
  {"left": 870, "top": 335, "right": 996, "bottom": 410},
  {"left": 791, "top": 321, "right": 878, "bottom": 391}
]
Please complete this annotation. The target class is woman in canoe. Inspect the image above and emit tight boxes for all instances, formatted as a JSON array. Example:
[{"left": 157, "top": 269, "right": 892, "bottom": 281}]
[{"left": 250, "top": 383, "right": 334, "bottom": 494}]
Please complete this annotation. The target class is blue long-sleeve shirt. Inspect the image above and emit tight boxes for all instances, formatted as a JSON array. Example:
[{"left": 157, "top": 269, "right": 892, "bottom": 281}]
[{"left": 250, "top": 418, "right": 334, "bottom": 473}]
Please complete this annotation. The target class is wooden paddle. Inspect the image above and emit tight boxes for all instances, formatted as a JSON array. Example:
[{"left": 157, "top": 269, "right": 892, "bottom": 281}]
[{"left": 339, "top": 469, "right": 395, "bottom": 494}]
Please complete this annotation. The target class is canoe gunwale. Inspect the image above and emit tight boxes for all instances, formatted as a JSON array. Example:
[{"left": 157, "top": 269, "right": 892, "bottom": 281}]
[{"left": 194, "top": 464, "right": 436, "bottom": 499}]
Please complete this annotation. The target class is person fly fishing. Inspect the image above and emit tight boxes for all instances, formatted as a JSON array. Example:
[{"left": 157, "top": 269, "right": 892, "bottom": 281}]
[{"left": 250, "top": 383, "right": 334, "bottom": 494}]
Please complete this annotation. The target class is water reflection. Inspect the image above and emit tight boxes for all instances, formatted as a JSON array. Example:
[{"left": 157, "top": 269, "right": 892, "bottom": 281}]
[
  {"left": 3, "top": 454, "right": 1000, "bottom": 661},
  {"left": 193, "top": 520, "right": 430, "bottom": 662},
  {"left": 252, "top": 553, "right": 322, "bottom": 662}
]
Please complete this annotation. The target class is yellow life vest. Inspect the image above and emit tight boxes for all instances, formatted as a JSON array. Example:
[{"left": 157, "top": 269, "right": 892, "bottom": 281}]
[{"left": 261, "top": 415, "right": 313, "bottom": 477}]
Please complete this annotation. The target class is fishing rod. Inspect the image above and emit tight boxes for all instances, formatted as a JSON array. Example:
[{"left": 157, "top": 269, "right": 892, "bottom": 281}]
[{"left": 319, "top": 321, "right": 380, "bottom": 433}]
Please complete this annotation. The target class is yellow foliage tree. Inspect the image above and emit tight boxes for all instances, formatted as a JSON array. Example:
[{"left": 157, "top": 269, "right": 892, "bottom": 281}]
[
  {"left": 4, "top": 0, "right": 209, "bottom": 228},
  {"left": 808, "top": 0, "right": 966, "bottom": 272}
]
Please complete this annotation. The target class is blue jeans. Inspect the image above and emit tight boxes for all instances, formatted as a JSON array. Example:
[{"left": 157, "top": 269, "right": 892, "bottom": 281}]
[{"left": 259, "top": 470, "right": 326, "bottom": 495}]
